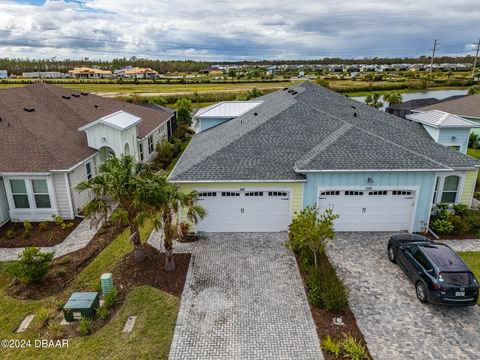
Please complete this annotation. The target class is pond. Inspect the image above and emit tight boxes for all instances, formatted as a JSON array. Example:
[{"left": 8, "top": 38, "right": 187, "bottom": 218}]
[{"left": 352, "top": 89, "right": 469, "bottom": 111}]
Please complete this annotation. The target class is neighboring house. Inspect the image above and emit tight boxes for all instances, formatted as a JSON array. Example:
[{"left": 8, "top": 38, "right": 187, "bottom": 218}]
[
  {"left": 414, "top": 94, "right": 480, "bottom": 134},
  {"left": 192, "top": 101, "right": 263, "bottom": 133},
  {"left": 168, "top": 83, "right": 479, "bottom": 233},
  {"left": 68, "top": 67, "right": 113, "bottom": 78},
  {"left": 22, "top": 72, "right": 68, "bottom": 79},
  {"left": 115, "top": 67, "right": 158, "bottom": 79},
  {"left": 406, "top": 110, "right": 480, "bottom": 154},
  {"left": 0, "top": 70, "right": 7, "bottom": 79},
  {"left": 0, "top": 83, "right": 174, "bottom": 225},
  {"left": 386, "top": 95, "right": 467, "bottom": 119}
]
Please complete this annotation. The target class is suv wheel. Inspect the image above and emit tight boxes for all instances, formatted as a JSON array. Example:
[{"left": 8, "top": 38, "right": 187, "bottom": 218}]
[
  {"left": 416, "top": 282, "right": 428, "bottom": 303},
  {"left": 387, "top": 245, "right": 396, "bottom": 263}
]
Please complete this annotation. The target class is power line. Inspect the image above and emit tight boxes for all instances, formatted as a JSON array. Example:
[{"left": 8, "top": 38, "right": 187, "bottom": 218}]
[{"left": 429, "top": 39, "right": 438, "bottom": 75}]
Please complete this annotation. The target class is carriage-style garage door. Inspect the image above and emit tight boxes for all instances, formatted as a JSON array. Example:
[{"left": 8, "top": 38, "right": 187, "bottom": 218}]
[
  {"left": 317, "top": 188, "right": 416, "bottom": 232},
  {"left": 195, "top": 189, "right": 291, "bottom": 232}
]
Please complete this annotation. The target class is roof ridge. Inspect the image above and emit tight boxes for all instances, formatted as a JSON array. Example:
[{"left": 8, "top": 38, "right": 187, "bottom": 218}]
[{"left": 294, "top": 123, "right": 353, "bottom": 169}]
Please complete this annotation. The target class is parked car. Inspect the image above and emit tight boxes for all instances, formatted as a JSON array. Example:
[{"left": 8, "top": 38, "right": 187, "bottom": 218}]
[{"left": 387, "top": 234, "right": 479, "bottom": 306}]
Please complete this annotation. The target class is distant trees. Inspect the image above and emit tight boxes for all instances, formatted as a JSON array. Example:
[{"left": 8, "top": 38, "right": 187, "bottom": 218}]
[
  {"left": 315, "top": 77, "right": 330, "bottom": 88},
  {"left": 175, "top": 98, "right": 193, "bottom": 127},
  {"left": 468, "top": 85, "right": 480, "bottom": 95},
  {"left": 236, "top": 87, "right": 263, "bottom": 100},
  {"left": 384, "top": 92, "right": 403, "bottom": 105},
  {"left": 365, "top": 93, "right": 384, "bottom": 109}
]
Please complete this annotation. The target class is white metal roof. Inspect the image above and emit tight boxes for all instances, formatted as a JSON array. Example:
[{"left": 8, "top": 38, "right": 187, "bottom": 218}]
[
  {"left": 406, "top": 110, "right": 480, "bottom": 128},
  {"left": 195, "top": 101, "right": 263, "bottom": 118},
  {"left": 78, "top": 110, "right": 142, "bottom": 131}
]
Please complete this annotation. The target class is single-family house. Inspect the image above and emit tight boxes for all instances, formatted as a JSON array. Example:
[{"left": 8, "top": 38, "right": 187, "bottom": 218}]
[
  {"left": 0, "top": 83, "right": 174, "bottom": 225},
  {"left": 386, "top": 95, "right": 467, "bottom": 119},
  {"left": 115, "top": 67, "right": 158, "bottom": 79},
  {"left": 68, "top": 67, "right": 113, "bottom": 79},
  {"left": 168, "top": 83, "right": 479, "bottom": 233}
]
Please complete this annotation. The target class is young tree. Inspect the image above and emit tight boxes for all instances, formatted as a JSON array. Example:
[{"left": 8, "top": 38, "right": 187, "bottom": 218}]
[
  {"left": 365, "top": 92, "right": 384, "bottom": 109},
  {"left": 384, "top": 92, "right": 403, "bottom": 106},
  {"left": 175, "top": 98, "right": 193, "bottom": 127}
]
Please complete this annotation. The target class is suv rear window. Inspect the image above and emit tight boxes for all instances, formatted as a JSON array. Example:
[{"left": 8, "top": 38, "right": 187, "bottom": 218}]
[{"left": 438, "top": 272, "right": 472, "bottom": 286}]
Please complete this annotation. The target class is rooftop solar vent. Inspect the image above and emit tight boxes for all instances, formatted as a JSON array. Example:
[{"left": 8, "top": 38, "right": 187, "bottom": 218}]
[
  {"left": 72, "top": 94, "right": 80, "bottom": 97},
  {"left": 94, "top": 104, "right": 100, "bottom": 109},
  {"left": 80, "top": 92, "right": 89, "bottom": 96},
  {"left": 23, "top": 107, "right": 35, "bottom": 112},
  {"left": 62, "top": 95, "right": 71, "bottom": 99}
]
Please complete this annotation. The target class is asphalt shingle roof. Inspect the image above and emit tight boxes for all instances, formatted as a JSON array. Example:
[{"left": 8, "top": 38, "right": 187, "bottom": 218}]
[{"left": 169, "top": 82, "right": 479, "bottom": 182}]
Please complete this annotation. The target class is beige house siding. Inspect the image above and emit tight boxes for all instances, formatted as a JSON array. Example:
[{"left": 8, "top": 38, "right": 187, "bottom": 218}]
[
  {"left": 461, "top": 169, "right": 478, "bottom": 206},
  {"left": 68, "top": 161, "right": 93, "bottom": 214},
  {"left": 52, "top": 173, "right": 73, "bottom": 219}
]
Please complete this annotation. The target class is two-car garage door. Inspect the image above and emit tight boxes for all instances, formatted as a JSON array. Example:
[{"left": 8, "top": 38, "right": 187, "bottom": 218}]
[
  {"left": 317, "top": 189, "right": 416, "bottom": 232},
  {"left": 195, "top": 189, "right": 291, "bottom": 232}
]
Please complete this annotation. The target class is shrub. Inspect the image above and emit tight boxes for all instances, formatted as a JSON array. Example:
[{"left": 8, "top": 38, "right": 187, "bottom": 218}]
[
  {"left": 448, "top": 215, "right": 469, "bottom": 235},
  {"left": 341, "top": 334, "right": 369, "bottom": 360},
  {"left": 23, "top": 220, "right": 33, "bottom": 232},
  {"left": 465, "top": 209, "right": 480, "bottom": 233},
  {"left": 96, "top": 306, "right": 109, "bottom": 320},
  {"left": 57, "top": 256, "right": 70, "bottom": 265},
  {"left": 321, "top": 335, "right": 342, "bottom": 357},
  {"left": 37, "top": 307, "right": 51, "bottom": 327},
  {"left": 56, "top": 268, "right": 66, "bottom": 278},
  {"left": 104, "top": 287, "right": 118, "bottom": 309},
  {"left": 5, "top": 227, "right": 15, "bottom": 239},
  {"left": 452, "top": 203, "right": 468, "bottom": 217},
  {"left": 7, "top": 247, "right": 54, "bottom": 283},
  {"left": 93, "top": 279, "right": 102, "bottom": 293},
  {"left": 60, "top": 222, "right": 75, "bottom": 230},
  {"left": 48, "top": 322, "right": 64, "bottom": 339},
  {"left": 38, "top": 222, "right": 49, "bottom": 231},
  {"left": 430, "top": 219, "right": 454, "bottom": 235},
  {"left": 79, "top": 317, "right": 92, "bottom": 335},
  {"left": 52, "top": 215, "right": 64, "bottom": 226},
  {"left": 435, "top": 203, "right": 450, "bottom": 220}
]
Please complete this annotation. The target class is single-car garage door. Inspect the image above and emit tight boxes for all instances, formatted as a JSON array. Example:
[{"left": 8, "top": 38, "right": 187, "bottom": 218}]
[
  {"left": 317, "top": 189, "right": 415, "bottom": 232},
  {"left": 195, "top": 190, "right": 291, "bottom": 232}
]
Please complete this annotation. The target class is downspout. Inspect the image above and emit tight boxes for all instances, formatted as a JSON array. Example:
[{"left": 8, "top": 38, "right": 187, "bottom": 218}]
[{"left": 64, "top": 172, "right": 75, "bottom": 219}]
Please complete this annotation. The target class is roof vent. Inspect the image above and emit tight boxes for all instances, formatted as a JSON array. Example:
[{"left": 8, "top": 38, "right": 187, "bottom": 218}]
[
  {"left": 80, "top": 92, "right": 89, "bottom": 96},
  {"left": 353, "top": 112, "right": 358, "bottom": 117},
  {"left": 62, "top": 95, "right": 71, "bottom": 99},
  {"left": 23, "top": 107, "right": 35, "bottom": 112},
  {"left": 283, "top": 87, "right": 289, "bottom": 91},
  {"left": 292, "top": 91, "right": 298, "bottom": 95},
  {"left": 350, "top": 105, "right": 356, "bottom": 109},
  {"left": 253, "top": 112, "right": 258, "bottom": 116},
  {"left": 72, "top": 94, "right": 80, "bottom": 97},
  {"left": 94, "top": 104, "right": 100, "bottom": 109}
]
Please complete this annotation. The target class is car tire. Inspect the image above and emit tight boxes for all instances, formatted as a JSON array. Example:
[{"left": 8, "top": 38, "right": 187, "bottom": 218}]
[
  {"left": 387, "top": 245, "right": 396, "bottom": 263},
  {"left": 416, "top": 281, "right": 428, "bottom": 303}
]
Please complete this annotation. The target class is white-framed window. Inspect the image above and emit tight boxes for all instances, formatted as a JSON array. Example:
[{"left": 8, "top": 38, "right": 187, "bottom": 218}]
[
  {"left": 345, "top": 191, "right": 364, "bottom": 196},
  {"left": 198, "top": 192, "right": 217, "bottom": 197},
  {"left": 441, "top": 175, "right": 460, "bottom": 203},
  {"left": 85, "top": 162, "right": 93, "bottom": 180},
  {"left": 368, "top": 190, "right": 387, "bottom": 196},
  {"left": 10, "top": 179, "right": 29, "bottom": 209},
  {"left": 148, "top": 135, "right": 154, "bottom": 154},
  {"left": 139, "top": 143, "right": 144, "bottom": 161},
  {"left": 320, "top": 191, "right": 339, "bottom": 196},
  {"left": 245, "top": 191, "right": 263, "bottom": 197},
  {"left": 32, "top": 179, "right": 51, "bottom": 208}
]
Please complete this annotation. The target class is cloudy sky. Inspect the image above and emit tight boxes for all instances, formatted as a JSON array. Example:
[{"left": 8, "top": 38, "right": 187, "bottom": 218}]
[{"left": 0, "top": 0, "right": 479, "bottom": 60}]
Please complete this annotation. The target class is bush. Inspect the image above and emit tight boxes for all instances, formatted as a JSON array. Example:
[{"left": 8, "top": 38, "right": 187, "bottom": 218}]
[
  {"left": 7, "top": 247, "right": 54, "bottom": 283},
  {"left": 321, "top": 335, "right": 341, "bottom": 357},
  {"left": 110, "top": 208, "right": 129, "bottom": 230},
  {"left": 37, "top": 307, "right": 51, "bottom": 327},
  {"left": 57, "top": 256, "right": 70, "bottom": 265},
  {"left": 48, "top": 322, "right": 64, "bottom": 339},
  {"left": 96, "top": 306, "right": 109, "bottom": 320},
  {"left": 430, "top": 219, "right": 454, "bottom": 235},
  {"left": 79, "top": 317, "right": 92, "bottom": 335},
  {"left": 52, "top": 214, "right": 64, "bottom": 226},
  {"left": 56, "top": 268, "right": 67, "bottom": 278},
  {"left": 38, "top": 222, "right": 49, "bottom": 231},
  {"left": 453, "top": 203, "right": 468, "bottom": 217},
  {"left": 448, "top": 215, "right": 469, "bottom": 235},
  {"left": 22, "top": 220, "right": 32, "bottom": 238},
  {"left": 5, "top": 227, "right": 15, "bottom": 239},
  {"left": 104, "top": 287, "right": 118, "bottom": 309},
  {"left": 341, "top": 334, "right": 369, "bottom": 360},
  {"left": 465, "top": 209, "right": 480, "bottom": 233},
  {"left": 60, "top": 222, "right": 75, "bottom": 230}
]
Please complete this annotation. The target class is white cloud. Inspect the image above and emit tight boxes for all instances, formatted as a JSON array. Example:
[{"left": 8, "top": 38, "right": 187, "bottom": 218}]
[{"left": 0, "top": 0, "right": 478, "bottom": 60}]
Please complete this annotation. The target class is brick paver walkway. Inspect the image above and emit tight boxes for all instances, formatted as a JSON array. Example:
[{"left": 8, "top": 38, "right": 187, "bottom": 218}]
[
  {"left": 327, "top": 232, "right": 480, "bottom": 360},
  {"left": 166, "top": 232, "right": 323, "bottom": 360}
]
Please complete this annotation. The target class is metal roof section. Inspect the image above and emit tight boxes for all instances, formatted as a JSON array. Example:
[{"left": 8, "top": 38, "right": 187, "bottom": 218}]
[
  {"left": 78, "top": 110, "right": 142, "bottom": 131},
  {"left": 406, "top": 110, "right": 480, "bottom": 128},
  {"left": 195, "top": 101, "right": 263, "bottom": 118}
]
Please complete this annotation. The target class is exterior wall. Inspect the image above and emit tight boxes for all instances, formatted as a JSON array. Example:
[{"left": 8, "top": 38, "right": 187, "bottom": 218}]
[
  {"left": 303, "top": 172, "right": 436, "bottom": 232},
  {"left": 460, "top": 170, "right": 478, "bottom": 206},
  {"left": 422, "top": 125, "right": 439, "bottom": 141},
  {"left": 177, "top": 182, "right": 304, "bottom": 230},
  {"left": 68, "top": 161, "right": 94, "bottom": 214},
  {"left": 140, "top": 122, "right": 169, "bottom": 162},
  {"left": 51, "top": 173, "right": 74, "bottom": 219},
  {"left": 437, "top": 128, "right": 470, "bottom": 154},
  {"left": 84, "top": 124, "right": 138, "bottom": 158},
  {"left": 199, "top": 117, "right": 233, "bottom": 132},
  {"left": 0, "top": 178, "right": 10, "bottom": 225}
]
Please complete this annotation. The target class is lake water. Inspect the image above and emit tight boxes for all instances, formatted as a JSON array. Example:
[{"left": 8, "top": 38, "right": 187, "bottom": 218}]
[{"left": 352, "top": 89, "right": 469, "bottom": 111}]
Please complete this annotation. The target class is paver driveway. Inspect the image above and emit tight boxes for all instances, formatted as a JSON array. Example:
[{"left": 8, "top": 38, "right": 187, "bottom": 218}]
[
  {"left": 327, "top": 232, "right": 480, "bottom": 360},
  {"left": 168, "top": 233, "right": 323, "bottom": 360}
]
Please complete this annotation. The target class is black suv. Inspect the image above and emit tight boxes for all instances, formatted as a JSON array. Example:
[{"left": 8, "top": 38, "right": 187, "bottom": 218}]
[{"left": 388, "top": 234, "right": 479, "bottom": 306}]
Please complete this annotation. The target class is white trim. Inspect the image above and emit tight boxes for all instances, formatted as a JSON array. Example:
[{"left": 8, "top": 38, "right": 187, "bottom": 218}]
[
  {"left": 78, "top": 110, "right": 142, "bottom": 132},
  {"left": 295, "top": 168, "right": 454, "bottom": 173},
  {"left": 316, "top": 185, "right": 419, "bottom": 233},
  {"left": 0, "top": 172, "right": 50, "bottom": 176},
  {"left": 434, "top": 172, "right": 464, "bottom": 204},
  {"left": 50, "top": 152, "right": 98, "bottom": 173},
  {"left": 64, "top": 173, "right": 75, "bottom": 219},
  {"left": 171, "top": 179, "right": 307, "bottom": 184}
]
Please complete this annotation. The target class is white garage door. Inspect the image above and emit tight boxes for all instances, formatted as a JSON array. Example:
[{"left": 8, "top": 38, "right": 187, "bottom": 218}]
[
  {"left": 196, "top": 190, "right": 291, "bottom": 232},
  {"left": 317, "top": 189, "right": 415, "bottom": 232}
]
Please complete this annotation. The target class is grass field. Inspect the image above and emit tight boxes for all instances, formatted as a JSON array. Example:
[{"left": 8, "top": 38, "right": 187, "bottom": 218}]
[
  {"left": 467, "top": 148, "right": 480, "bottom": 159},
  {"left": 458, "top": 251, "right": 480, "bottom": 305}
]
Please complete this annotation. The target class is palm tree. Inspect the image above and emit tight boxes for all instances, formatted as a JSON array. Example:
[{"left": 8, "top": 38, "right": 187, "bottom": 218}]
[
  {"left": 384, "top": 92, "right": 403, "bottom": 106},
  {"left": 365, "top": 92, "right": 384, "bottom": 109}
]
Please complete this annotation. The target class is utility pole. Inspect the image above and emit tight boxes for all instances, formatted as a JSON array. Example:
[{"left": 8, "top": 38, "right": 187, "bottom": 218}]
[
  {"left": 472, "top": 38, "right": 480, "bottom": 76},
  {"left": 429, "top": 39, "right": 438, "bottom": 75}
]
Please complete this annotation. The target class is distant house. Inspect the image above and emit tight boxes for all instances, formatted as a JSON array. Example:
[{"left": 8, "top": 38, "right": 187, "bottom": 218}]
[
  {"left": 386, "top": 95, "right": 468, "bottom": 119},
  {"left": 22, "top": 72, "right": 68, "bottom": 79},
  {"left": 0, "top": 70, "right": 7, "bottom": 79},
  {"left": 115, "top": 67, "right": 158, "bottom": 79},
  {"left": 68, "top": 67, "right": 112, "bottom": 78},
  {"left": 0, "top": 83, "right": 174, "bottom": 225}
]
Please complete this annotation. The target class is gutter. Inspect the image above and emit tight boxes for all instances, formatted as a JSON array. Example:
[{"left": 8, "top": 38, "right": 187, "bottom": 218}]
[
  {"left": 169, "top": 179, "right": 307, "bottom": 184},
  {"left": 293, "top": 168, "right": 456, "bottom": 173}
]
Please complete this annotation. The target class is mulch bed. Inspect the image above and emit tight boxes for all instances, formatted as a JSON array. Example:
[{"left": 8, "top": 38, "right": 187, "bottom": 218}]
[
  {"left": 295, "top": 253, "right": 372, "bottom": 360},
  {"left": 112, "top": 244, "right": 191, "bottom": 297},
  {"left": 7, "top": 222, "right": 126, "bottom": 300},
  {"left": 0, "top": 219, "right": 82, "bottom": 248}
]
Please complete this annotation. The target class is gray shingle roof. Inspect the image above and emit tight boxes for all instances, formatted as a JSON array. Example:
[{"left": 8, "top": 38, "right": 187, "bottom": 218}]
[{"left": 169, "top": 82, "right": 479, "bottom": 182}]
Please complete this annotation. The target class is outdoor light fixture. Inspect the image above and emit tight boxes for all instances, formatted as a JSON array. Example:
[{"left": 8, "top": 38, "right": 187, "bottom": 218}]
[
  {"left": 452, "top": 136, "right": 457, "bottom": 141},
  {"left": 367, "top": 177, "right": 374, "bottom": 184}
]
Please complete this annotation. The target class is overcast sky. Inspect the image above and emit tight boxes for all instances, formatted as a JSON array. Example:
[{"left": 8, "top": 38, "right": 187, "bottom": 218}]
[{"left": 0, "top": 0, "right": 479, "bottom": 60}]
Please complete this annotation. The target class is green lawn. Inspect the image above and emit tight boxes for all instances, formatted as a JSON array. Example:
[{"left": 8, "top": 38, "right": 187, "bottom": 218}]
[
  {"left": 458, "top": 251, "right": 480, "bottom": 305},
  {"left": 0, "top": 220, "right": 179, "bottom": 359},
  {"left": 467, "top": 148, "right": 480, "bottom": 159}
]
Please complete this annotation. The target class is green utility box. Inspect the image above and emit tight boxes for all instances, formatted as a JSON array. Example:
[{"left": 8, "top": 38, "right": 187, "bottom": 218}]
[
  {"left": 100, "top": 273, "right": 114, "bottom": 295},
  {"left": 63, "top": 292, "right": 99, "bottom": 322}
]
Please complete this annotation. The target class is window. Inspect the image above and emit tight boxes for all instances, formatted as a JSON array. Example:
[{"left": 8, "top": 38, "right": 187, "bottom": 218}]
[
  {"left": 392, "top": 190, "right": 412, "bottom": 196},
  {"left": 139, "top": 143, "right": 144, "bottom": 161},
  {"left": 320, "top": 191, "right": 340, "bottom": 196},
  {"left": 148, "top": 135, "right": 154, "bottom": 154},
  {"left": 368, "top": 190, "right": 387, "bottom": 196},
  {"left": 345, "top": 191, "right": 363, "bottom": 196},
  {"left": 412, "top": 251, "right": 433, "bottom": 272},
  {"left": 221, "top": 192, "right": 240, "bottom": 197},
  {"left": 10, "top": 179, "right": 29, "bottom": 208},
  {"left": 269, "top": 191, "right": 288, "bottom": 197},
  {"left": 441, "top": 175, "right": 460, "bottom": 203},
  {"left": 245, "top": 191, "right": 263, "bottom": 197},
  {"left": 85, "top": 162, "right": 93, "bottom": 180},
  {"left": 198, "top": 192, "right": 217, "bottom": 197},
  {"left": 32, "top": 179, "right": 51, "bottom": 208}
]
